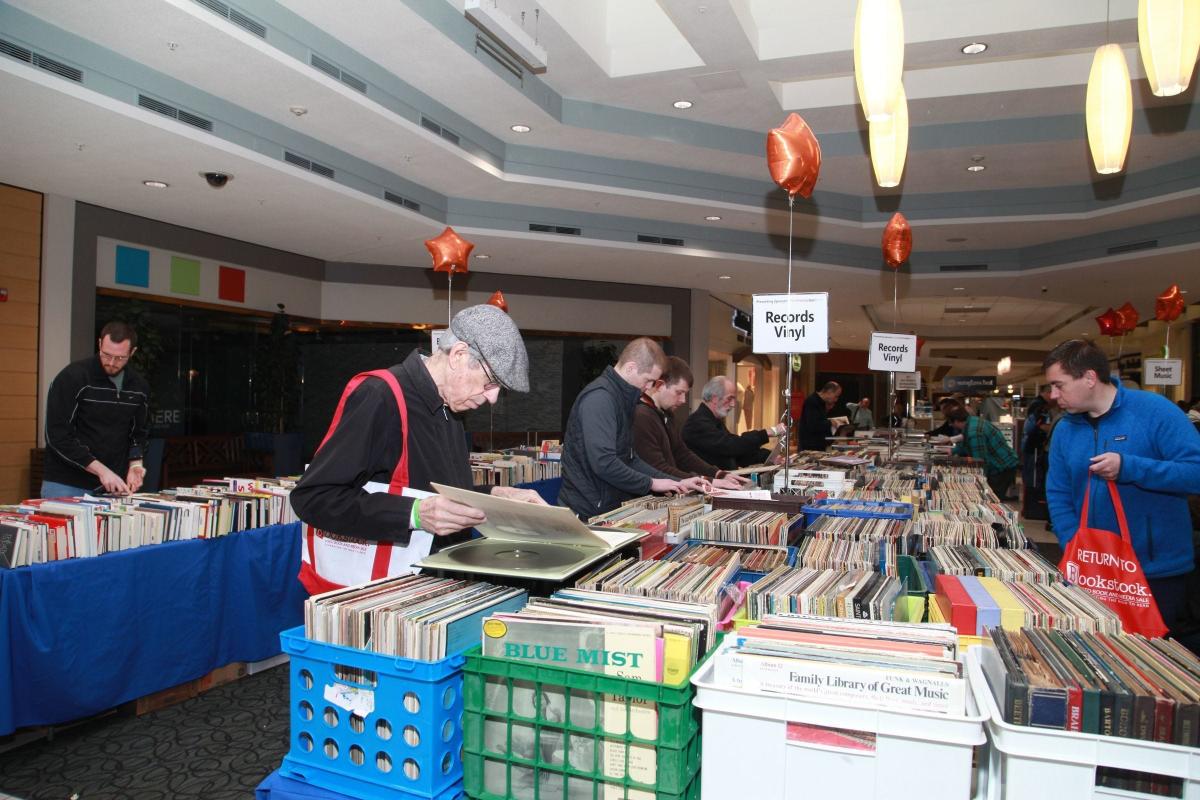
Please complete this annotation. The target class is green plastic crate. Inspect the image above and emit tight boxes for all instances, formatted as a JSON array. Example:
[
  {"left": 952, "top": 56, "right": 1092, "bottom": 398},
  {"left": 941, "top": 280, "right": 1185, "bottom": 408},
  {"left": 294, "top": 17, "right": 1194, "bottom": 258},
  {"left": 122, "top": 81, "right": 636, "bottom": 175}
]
[
  {"left": 462, "top": 648, "right": 700, "bottom": 749},
  {"left": 463, "top": 751, "right": 701, "bottom": 800}
]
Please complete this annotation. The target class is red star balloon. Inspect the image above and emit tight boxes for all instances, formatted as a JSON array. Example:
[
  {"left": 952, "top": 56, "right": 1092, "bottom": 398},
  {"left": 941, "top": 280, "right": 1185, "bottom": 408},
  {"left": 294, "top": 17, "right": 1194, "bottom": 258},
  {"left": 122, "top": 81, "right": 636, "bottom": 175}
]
[
  {"left": 766, "top": 113, "right": 822, "bottom": 199},
  {"left": 486, "top": 290, "right": 508, "bottom": 313},
  {"left": 424, "top": 227, "right": 474, "bottom": 274},
  {"left": 1115, "top": 301, "right": 1139, "bottom": 334},
  {"left": 1155, "top": 284, "right": 1185, "bottom": 322},
  {"left": 883, "top": 212, "right": 912, "bottom": 269},
  {"left": 1095, "top": 308, "right": 1121, "bottom": 336}
]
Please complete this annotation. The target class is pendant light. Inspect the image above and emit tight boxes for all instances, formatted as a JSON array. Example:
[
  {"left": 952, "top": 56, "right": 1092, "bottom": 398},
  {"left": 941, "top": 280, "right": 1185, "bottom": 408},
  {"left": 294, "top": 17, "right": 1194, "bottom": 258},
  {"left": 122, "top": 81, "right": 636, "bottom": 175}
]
[
  {"left": 1138, "top": 0, "right": 1200, "bottom": 97},
  {"left": 869, "top": 83, "right": 909, "bottom": 187},
  {"left": 854, "top": 0, "right": 905, "bottom": 122},
  {"left": 1086, "top": 44, "right": 1133, "bottom": 174}
]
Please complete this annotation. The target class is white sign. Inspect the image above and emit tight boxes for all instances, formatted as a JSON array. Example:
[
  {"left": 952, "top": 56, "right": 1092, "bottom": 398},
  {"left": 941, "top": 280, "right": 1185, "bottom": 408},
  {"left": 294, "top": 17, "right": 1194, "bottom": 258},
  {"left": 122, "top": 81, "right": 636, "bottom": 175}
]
[
  {"left": 431, "top": 328, "right": 448, "bottom": 352},
  {"left": 1144, "top": 358, "right": 1182, "bottom": 386},
  {"left": 868, "top": 332, "right": 918, "bottom": 372},
  {"left": 751, "top": 293, "right": 829, "bottom": 354},
  {"left": 895, "top": 371, "right": 922, "bottom": 390}
]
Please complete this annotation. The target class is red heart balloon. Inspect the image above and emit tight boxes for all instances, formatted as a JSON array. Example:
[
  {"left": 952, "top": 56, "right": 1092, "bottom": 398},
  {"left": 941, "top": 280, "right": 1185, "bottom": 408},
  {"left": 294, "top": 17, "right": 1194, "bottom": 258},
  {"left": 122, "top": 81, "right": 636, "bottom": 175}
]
[
  {"left": 1115, "top": 301, "right": 1139, "bottom": 334},
  {"left": 916, "top": 336, "right": 926, "bottom": 355},
  {"left": 1095, "top": 308, "right": 1121, "bottom": 336},
  {"left": 883, "top": 212, "right": 912, "bottom": 269},
  {"left": 425, "top": 227, "right": 474, "bottom": 274},
  {"left": 766, "top": 113, "right": 822, "bottom": 199},
  {"left": 486, "top": 290, "right": 508, "bottom": 313},
  {"left": 1155, "top": 284, "right": 1185, "bottom": 322}
]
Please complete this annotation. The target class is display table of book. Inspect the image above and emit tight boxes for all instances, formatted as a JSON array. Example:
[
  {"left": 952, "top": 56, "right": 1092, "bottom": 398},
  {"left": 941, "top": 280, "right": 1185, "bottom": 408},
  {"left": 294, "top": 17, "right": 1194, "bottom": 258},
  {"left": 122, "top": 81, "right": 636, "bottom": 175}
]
[{"left": 0, "top": 521, "right": 305, "bottom": 735}]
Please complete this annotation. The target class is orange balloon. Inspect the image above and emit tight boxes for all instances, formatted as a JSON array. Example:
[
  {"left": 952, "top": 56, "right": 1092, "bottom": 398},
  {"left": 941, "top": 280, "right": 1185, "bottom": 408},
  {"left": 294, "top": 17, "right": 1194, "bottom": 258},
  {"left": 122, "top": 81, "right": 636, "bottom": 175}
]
[
  {"left": 1096, "top": 308, "right": 1121, "bottom": 336},
  {"left": 766, "top": 113, "right": 822, "bottom": 198},
  {"left": 916, "top": 336, "right": 926, "bottom": 355},
  {"left": 486, "top": 290, "right": 508, "bottom": 313},
  {"left": 1155, "top": 284, "right": 1185, "bottom": 322},
  {"left": 425, "top": 227, "right": 474, "bottom": 274},
  {"left": 1115, "top": 301, "right": 1139, "bottom": 334},
  {"left": 882, "top": 212, "right": 912, "bottom": 269}
]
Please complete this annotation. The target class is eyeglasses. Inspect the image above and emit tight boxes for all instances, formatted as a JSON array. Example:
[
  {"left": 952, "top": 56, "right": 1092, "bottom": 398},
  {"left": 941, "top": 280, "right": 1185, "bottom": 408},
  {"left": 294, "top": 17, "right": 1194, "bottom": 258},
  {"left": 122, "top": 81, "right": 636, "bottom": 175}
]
[
  {"left": 467, "top": 344, "right": 504, "bottom": 391},
  {"left": 99, "top": 351, "right": 131, "bottom": 364}
]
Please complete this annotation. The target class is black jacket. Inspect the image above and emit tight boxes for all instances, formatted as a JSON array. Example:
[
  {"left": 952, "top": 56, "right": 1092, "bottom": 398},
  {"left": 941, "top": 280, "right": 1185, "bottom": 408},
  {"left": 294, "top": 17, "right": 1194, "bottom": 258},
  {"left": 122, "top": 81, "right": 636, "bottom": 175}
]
[
  {"left": 290, "top": 350, "right": 473, "bottom": 549},
  {"left": 681, "top": 403, "right": 769, "bottom": 470},
  {"left": 44, "top": 355, "right": 150, "bottom": 489},
  {"left": 559, "top": 366, "right": 669, "bottom": 518},
  {"left": 799, "top": 392, "right": 830, "bottom": 451}
]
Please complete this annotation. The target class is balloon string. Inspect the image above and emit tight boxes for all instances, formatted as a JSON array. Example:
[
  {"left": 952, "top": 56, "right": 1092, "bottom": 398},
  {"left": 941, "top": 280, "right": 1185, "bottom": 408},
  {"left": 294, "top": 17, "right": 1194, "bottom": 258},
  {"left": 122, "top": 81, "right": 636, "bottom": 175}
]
[
  {"left": 892, "top": 270, "right": 898, "bottom": 331},
  {"left": 1165, "top": 324, "right": 1171, "bottom": 359},
  {"left": 447, "top": 273, "right": 453, "bottom": 327},
  {"left": 784, "top": 194, "right": 795, "bottom": 489}
]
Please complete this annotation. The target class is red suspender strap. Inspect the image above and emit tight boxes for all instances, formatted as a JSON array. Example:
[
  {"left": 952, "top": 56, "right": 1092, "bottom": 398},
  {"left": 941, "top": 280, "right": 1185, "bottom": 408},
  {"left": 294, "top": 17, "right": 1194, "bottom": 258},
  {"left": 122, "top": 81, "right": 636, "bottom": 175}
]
[{"left": 313, "top": 368, "right": 411, "bottom": 582}]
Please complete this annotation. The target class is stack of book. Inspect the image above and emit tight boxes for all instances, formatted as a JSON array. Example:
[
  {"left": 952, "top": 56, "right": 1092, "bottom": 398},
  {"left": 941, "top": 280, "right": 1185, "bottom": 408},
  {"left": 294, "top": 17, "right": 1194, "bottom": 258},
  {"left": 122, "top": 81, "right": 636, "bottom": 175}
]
[
  {"left": 929, "top": 545, "right": 1059, "bottom": 583},
  {"left": 690, "top": 508, "right": 801, "bottom": 546},
  {"left": 575, "top": 556, "right": 739, "bottom": 604},
  {"left": 933, "top": 574, "right": 1122, "bottom": 637},
  {"left": 982, "top": 627, "right": 1200, "bottom": 748},
  {"left": 664, "top": 542, "right": 790, "bottom": 573},
  {"left": 798, "top": 516, "right": 918, "bottom": 571},
  {"left": 469, "top": 453, "right": 561, "bottom": 486},
  {"left": 305, "top": 574, "right": 526, "bottom": 661},
  {"left": 745, "top": 565, "right": 906, "bottom": 622},
  {"left": 0, "top": 478, "right": 299, "bottom": 566},
  {"left": 715, "top": 614, "right": 965, "bottom": 715}
]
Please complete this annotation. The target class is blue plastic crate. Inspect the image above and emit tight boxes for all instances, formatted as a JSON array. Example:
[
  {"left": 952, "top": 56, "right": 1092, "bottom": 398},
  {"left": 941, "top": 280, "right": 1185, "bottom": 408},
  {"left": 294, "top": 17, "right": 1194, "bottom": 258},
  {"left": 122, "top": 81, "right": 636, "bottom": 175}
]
[
  {"left": 279, "top": 626, "right": 466, "bottom": 800},
  {"left": 801, "top": 498, "right": 914, "bottom": 526}
]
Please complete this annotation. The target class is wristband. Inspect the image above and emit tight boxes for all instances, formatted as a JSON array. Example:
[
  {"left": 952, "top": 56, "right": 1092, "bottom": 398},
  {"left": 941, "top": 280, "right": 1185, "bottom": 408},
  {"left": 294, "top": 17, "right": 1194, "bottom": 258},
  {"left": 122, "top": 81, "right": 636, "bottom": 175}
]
[{"left": 412, "top": 498, "right": 422, "bottom": 530}]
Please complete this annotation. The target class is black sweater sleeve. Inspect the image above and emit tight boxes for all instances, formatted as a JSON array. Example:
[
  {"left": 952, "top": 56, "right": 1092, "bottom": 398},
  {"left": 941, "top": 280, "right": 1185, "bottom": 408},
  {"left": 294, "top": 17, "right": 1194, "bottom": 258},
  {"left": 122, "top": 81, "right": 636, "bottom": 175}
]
[
  {"left": 682, "top": 411, "right": 769, "bottom": 458},
  {"left": 45, "top": 364, "right": 97, "bottom": 471},
  {"left": 290, "top": 380, "right": 416, "bottom": 544}
]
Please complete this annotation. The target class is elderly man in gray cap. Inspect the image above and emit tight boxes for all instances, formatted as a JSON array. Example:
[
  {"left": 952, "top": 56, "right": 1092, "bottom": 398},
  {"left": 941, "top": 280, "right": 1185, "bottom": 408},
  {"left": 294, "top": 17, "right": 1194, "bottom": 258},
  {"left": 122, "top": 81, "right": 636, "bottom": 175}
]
[{"left": 291, "top": 304, "right": 544, "bottom": 592}]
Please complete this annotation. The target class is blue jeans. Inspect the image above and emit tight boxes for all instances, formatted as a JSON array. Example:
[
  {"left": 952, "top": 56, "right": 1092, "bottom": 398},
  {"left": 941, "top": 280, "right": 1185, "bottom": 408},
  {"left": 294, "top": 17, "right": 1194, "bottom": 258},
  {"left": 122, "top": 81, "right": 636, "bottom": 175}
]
[{"left": 40, "top": 480, "right": 90, "bottom": 499}]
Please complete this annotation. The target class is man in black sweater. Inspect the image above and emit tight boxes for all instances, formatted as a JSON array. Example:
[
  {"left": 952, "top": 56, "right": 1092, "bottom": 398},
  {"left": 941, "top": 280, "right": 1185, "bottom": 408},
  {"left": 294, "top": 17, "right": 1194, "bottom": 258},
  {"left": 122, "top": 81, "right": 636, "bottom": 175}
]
[
  {"left": 798, "top": 381, "right": 842, "bottom": 451},
  {"left": 682, "top": 376, "right": 786, "bottom": 470},
  {"left": 559, "top": 339, "right": 705, "bottom": 519},
  {"left": 43, "top": 321, "right": 150, "bottom": 497}
]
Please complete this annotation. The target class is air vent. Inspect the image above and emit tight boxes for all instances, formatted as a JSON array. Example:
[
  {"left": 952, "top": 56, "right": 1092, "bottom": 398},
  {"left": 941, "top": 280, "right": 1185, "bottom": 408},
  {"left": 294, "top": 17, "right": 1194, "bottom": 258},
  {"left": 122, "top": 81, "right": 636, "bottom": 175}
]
[
  {"left": 1107, "top": 239, "right": 1158, "bottom": 255},
  {"left": 943, "top": 306, "right": 989, "bottom": 314},
  {"left": 474, "top": 34, "right": 523, "bottom": 81},
  {"left": 284, "top": 150, "right": 335, "bottom": 179},
  {"left": 938, "top": 264, "right": 989, "bottom": 272},
  {"left": 384, "top": 191, "right": 421, "bottom": 212},
  {"left": 0, "top": 37, "right": 82, "bottom": 82},
  {"left": 528, "top": 223, "right": 581, "bottom": 236},
  {"left": 419, "top": 116, "right": 462, "bottom": 147},
  {"left": 192, "top": 0, "right": 266, "bottom": 38},
  {"left": 137, "top": 94, "right": 213, "bottom": 131},
  {"left": 309, "top": 53, "right": 366, "bottom": 94},
  {"left": 637, "top": 234, "right": 685, "bottom": 247},
  {"left": 0, "top": 38, "right": 32, "bottom": 63}
]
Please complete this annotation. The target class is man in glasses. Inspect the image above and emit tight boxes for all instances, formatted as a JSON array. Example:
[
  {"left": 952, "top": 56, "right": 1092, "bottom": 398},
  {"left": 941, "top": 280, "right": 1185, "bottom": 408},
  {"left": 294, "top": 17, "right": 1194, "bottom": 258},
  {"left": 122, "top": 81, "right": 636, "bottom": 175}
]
[
  {"left": 559, "top": 338, "right": 708, "bottom": 520},
  {"left": 43, "top": 321, "right": 150, "bottom": 497},
  {"left": 291, "top": 304, "right": 544, "bottom": 592}
]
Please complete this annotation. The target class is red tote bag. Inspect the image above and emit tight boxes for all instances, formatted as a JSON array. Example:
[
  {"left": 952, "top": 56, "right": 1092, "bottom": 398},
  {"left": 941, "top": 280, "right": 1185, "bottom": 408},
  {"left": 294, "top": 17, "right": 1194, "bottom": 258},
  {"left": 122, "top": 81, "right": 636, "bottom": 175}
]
[{"left": 1058, "top": 479, "right": 1168, "bottom": 638}]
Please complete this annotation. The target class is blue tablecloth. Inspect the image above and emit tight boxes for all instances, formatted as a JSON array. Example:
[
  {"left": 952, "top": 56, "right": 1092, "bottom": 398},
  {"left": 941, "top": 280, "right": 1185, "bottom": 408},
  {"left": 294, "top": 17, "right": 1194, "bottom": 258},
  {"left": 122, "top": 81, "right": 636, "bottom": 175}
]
[
  {"left": 517, "top": 476, "right": 561, "bottom": 505},
  {"left": 0, "top": 521, "right": 306, "bottom": 735}
]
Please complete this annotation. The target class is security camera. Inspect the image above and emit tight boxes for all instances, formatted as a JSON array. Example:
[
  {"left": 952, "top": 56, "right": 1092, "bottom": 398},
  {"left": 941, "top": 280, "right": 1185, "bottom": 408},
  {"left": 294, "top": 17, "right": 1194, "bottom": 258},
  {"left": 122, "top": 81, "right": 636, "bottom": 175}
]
[
  {"left": 1040, "top": 286, "right": 1048, "bottom": 294},
  {"left": 201, "top": 171, "right": 232, "bottom": 188}
]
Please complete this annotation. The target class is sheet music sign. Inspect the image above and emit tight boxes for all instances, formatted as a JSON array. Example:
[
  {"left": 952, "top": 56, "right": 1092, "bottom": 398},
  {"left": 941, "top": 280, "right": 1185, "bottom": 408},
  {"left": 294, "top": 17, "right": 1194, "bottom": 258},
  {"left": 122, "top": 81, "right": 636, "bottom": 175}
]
[
  {"left": 868, "top": 332, "right": 917, "bottom": 373},
  {"left": 1143, "top": 359, "right": 1182, "bottom": 386},
  {"left": 895, "top": 371, "right": 922, "bottom": 390},
  {"left": 752, "top": 293, "right": 829, "bottom": 354}
]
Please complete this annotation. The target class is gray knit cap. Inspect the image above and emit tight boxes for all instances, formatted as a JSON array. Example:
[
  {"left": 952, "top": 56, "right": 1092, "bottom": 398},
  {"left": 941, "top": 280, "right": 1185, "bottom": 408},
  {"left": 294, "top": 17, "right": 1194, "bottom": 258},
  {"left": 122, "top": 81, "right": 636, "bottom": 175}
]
[{"left": 449, "top": 304, "right": 530, "bottom": 392}]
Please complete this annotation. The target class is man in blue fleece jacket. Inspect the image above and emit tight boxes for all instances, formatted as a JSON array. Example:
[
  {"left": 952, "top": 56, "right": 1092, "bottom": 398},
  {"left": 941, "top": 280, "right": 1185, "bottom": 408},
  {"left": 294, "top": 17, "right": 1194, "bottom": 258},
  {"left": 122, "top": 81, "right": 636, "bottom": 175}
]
[{"left": 1043, "top": 339, "right": 1200, "bottom": 634}]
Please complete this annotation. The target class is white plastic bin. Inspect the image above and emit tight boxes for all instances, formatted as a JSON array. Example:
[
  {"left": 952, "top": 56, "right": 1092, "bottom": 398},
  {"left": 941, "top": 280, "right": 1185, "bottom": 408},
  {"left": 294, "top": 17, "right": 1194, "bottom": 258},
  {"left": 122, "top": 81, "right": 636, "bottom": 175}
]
[
  {"left": 691, "top": 639, "right": 987, "bottom": 800},
  {"left": 966, "top": 647, "right": 1200, "bottom": 799}
]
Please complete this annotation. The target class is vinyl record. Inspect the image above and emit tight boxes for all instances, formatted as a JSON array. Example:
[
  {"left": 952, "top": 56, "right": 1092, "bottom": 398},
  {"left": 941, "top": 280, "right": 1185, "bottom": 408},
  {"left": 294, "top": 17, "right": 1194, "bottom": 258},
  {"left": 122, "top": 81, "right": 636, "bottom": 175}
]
[{"left": 446, "top": 541, "right": 582, "bottom": 570}]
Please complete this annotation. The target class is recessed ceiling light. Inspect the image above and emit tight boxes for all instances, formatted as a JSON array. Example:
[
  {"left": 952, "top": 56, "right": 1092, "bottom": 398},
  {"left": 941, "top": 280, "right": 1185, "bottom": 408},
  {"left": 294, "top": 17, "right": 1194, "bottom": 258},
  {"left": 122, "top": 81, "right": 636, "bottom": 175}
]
[
  {"left": 673, "top": 100, "right": 694, "bottom": 109},
  {"left": 953, "top": 286, "right": 966, "bottom": 290},
  {"left": 475, "top": 254, "right": 490, "bottom": 259},
  {"left": 167, "top": 41, "right": 179, "bottom": 52},
  {"left": 510, "top": 124, "right": 531, "bottom": 133},
  {"left": 1182, "top": 290, "right": 1189, "bottom": 294},
  {"left": 966, "top": 164, "right": 986, "bottom": 172},
  {"left": 946, "top": 237, "right": 967, "bottom": 243},
  {"left": 142, "top": 180, "right": 169, "bottom": 189},
  {"left": 289, "top": 105, "right": 308, "bottom": 117},
  {"left": 717, "top": 275, "right": 732, "bottom": 280},
  {"left": 704, "top": 215, "right": 722, "bottom": 221},
  {"left": 961, "top": 42, "right": 987, "bottom": 55}
]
